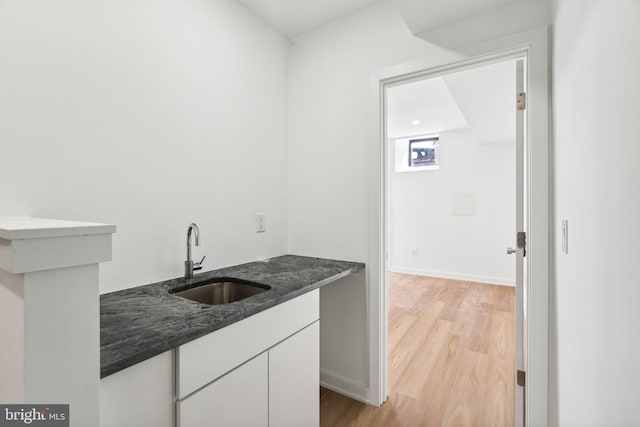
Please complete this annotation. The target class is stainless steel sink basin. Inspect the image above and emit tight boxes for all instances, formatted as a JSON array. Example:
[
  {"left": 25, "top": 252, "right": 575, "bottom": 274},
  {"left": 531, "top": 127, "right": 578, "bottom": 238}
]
[{"left": 172, "top": 278, "right": 270, "bottom": 305}]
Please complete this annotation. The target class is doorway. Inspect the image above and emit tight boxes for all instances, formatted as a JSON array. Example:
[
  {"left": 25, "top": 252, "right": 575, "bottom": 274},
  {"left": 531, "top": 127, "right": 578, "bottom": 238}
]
[
  {"left": 386, "top": 59, "right": 519, "bottom": 287},
  {"left": 384, "top": 57, "right": 523, "bottom": 425},
  {"left": 368, "top": 29, "right": 550, "bottom": 426},
  {"left": 373, "top": 50, "right": 546, "bottom": 425}
]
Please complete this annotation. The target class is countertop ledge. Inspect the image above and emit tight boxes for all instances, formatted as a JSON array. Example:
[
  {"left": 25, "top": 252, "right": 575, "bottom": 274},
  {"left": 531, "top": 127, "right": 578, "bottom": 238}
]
[{"left": 100, "top": 254, "right": 364, "bottom": 378}]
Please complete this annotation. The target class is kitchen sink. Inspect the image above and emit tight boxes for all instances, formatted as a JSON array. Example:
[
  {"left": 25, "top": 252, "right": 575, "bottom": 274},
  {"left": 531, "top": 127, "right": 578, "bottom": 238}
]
[{"left": 172, "top": 278, "right": 270, "bottom": 305}]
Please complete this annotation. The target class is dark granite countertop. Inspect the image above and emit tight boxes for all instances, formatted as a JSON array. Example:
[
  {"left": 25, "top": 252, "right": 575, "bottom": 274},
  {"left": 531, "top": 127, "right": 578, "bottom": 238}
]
[{"left": 100, "top": 254, "right": 364, "bottom": 378}]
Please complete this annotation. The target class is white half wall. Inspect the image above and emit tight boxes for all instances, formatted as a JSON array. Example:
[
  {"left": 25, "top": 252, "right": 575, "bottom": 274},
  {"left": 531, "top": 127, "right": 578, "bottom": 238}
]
[
  {"left": 551, "top": 0, "right": 640, "bottom": 425},
  {"left": 0, "top": 0, "right": 289, "bottom": 293},
  {"left": 0, "top": 269, "right": 25, "bottom": 402},
  {"left": 389, "top": 130, "right": 515, "bottom": 286}
]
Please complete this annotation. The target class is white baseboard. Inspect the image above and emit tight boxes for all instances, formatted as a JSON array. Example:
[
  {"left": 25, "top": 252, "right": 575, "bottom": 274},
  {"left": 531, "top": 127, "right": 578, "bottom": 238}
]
[
  {"left": 388, "top": 266, "right": 515, "bottom": 287},
  {"left": 320, "top": 370, "right": 370, "bottom": 405}
]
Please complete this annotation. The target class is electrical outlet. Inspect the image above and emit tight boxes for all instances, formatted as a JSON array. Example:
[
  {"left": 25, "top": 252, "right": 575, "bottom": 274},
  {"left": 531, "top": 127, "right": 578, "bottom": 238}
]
[
  {"left": 411, "top": 248, "right": 418, "bottom": 257},
  {"left": 256, "top": 213, "right": 266, "bottom": 233}
]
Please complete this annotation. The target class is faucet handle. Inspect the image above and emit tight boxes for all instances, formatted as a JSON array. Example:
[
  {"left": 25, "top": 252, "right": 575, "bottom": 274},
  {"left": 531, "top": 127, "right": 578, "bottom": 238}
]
[{"left": 194, "top": 255, "right": 206, "bottom": 271}]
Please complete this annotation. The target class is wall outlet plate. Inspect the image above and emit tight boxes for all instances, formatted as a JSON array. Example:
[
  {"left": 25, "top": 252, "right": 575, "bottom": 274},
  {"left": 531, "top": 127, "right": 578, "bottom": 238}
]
[{"left": 256, "top": 213, "right": 266, "bottom": 233}]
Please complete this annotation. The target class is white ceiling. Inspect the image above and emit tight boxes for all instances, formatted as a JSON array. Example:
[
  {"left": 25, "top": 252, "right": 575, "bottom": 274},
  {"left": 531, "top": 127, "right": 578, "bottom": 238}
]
[
  {"left": 238, "top": 0, "right": 382, "bottom": 37},
  {"left": 386, "top": 78, "right": 468, "bottom": 138},
  {"left": 238, "top": 0, "right": 527, "bottom": 39},
  {"left": 387, "top": 59, "right": 516, "bottom": 144}
]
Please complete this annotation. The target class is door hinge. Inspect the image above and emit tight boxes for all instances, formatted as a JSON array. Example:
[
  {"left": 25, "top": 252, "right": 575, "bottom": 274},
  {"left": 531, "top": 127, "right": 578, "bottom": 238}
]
[
  {"left": 517, "top": 92, "right": 526, "bottom": 110},
  {"left": 517, "top": 370, "right": 526, "bottom": 387},
  {"left": 517, "top": 231, "right": 527, "bottom": 257}
]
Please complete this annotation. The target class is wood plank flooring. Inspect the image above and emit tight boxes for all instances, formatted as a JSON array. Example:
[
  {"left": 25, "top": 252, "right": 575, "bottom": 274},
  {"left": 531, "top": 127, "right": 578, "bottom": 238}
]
[{"left": 319, "top": 273, "right": 515, "bottom": 427}]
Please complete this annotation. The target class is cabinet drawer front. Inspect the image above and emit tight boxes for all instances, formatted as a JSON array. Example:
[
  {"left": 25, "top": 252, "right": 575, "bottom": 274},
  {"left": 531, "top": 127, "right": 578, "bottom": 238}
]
[
  {"left": 177, "top": 353, "right": 268, "bottom": 427},
  {"left": 177, "top": 289, "right": 319, "bottom": 398}
]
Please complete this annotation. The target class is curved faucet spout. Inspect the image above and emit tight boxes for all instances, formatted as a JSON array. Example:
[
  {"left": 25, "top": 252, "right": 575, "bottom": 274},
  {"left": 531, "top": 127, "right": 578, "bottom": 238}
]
[
  {"left": 185, "top": 223, "right": 204, "bottom": 280},
  {"left": 186, "top": 223, "right": 200, "bottom": 262}
]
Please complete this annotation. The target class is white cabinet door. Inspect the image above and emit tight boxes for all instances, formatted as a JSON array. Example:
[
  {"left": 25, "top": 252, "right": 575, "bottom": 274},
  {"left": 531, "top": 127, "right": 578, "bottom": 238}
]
[
  {"left": 268, "top": 321, "right": 319, "bottom": 427},
  {"left": 178, "top": 353, "right": 268, "bottom": 427},
  {"left": 100, "top": 351, "right": 174, "bottom": 427}
]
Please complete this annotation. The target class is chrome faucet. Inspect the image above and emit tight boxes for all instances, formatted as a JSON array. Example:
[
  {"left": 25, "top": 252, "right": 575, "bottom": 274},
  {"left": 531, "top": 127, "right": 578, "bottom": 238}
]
[{"left": 185, "top": 223, "right": 205, "bottom": 280}]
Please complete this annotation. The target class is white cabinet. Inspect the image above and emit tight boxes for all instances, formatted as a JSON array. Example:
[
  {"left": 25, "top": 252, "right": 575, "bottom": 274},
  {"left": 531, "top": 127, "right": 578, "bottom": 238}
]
[
  {"left": 269, "top": 322, "right": 319, "bottom": 427},
  {"left": 178, "top": 323, "right": 319, "bottom": 427},
  {"left": 100, "top": 351, "right": 174, "bottom": 427},
  {"left": 101, "top": 290, "right": 320, "bottom": 427},
  {"left": 178, "top": 353, "right": 268, "bottom": 427},
  {"left": 176, "top": 290, "right": 320, "bottom": 427}
]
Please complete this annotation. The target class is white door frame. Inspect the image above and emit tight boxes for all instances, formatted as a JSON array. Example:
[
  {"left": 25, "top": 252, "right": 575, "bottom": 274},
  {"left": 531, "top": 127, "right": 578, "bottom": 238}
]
[{"left": 367, "top": 27, "right": 549, "bottom": 426}]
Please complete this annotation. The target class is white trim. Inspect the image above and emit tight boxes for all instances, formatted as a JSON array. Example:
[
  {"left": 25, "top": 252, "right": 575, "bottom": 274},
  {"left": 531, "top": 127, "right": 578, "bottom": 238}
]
[
  {"left": 394, "top": 166, "right": 439, "bottom": 173},
  {"left": 368, "top": 26, "right": 550, "bottom": 425},
  {"left": 320, "top": 370, "right": 370, "bottom": 405},
  {"left": 388, "top": 266, "right": 515, "bottom": 287}
]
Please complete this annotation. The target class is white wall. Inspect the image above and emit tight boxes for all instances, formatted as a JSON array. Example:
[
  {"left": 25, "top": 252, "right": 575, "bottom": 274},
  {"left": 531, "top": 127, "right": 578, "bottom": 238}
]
[
  {"left": 552, "top": 0, "right": 640, "bottom": 425},
  {"left": 287, "top": 0, "right": 464, "bottom": 400},
  {"left": 389, "top": 129, "right": 515, "bottom": 285},
  {"left": 0, "top": 0, "right": 289, "bottom": 293}
]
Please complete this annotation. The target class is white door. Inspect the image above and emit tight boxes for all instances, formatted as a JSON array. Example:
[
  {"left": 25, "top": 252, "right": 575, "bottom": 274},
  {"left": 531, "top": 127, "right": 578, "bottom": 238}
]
[{"left": 514, "top": 58, "right": 527, "bottom": 427}]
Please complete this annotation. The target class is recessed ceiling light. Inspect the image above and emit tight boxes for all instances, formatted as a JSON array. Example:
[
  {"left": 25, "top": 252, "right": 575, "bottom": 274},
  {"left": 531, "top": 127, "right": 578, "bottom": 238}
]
[{"left": 411, "top": 120, "right": 420, "bottom": 125}]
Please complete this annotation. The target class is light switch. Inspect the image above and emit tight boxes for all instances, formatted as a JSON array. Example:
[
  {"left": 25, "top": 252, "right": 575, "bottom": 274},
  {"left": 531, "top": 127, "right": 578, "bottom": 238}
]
[{"left": 561, "top": 219, "right": 568, "bottom": 254}]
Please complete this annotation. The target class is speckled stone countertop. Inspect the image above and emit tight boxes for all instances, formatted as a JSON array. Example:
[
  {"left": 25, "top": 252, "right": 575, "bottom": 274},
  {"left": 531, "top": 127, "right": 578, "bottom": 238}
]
[{"left": 100, "top": 254, "right": 364, "bottom": 378}]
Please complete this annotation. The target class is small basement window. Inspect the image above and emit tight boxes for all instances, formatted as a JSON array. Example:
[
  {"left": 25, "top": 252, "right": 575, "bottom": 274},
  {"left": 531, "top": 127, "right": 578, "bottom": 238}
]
[
  {"left": 408, "top": 137, "right": 439, "bottom": 168},
  {"left": 393, "top": 135, "right": 440, "bottom": 173}
]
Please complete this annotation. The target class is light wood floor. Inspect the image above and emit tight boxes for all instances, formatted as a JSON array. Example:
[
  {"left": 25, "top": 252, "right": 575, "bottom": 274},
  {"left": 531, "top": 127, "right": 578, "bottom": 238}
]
[{"left": 320, "top": 273, "right": 515, "bottom": 427}]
